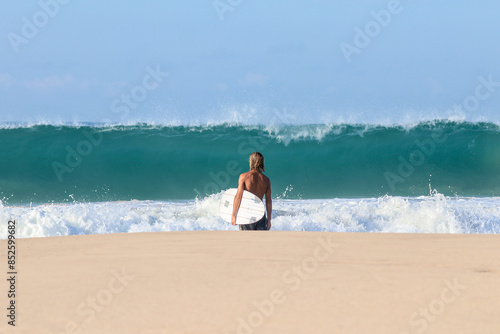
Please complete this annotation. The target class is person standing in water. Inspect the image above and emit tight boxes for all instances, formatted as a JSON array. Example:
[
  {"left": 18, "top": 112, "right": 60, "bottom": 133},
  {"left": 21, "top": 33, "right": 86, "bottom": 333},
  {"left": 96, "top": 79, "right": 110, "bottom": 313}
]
[{"left": 231, "top": 152, "right": 272, "bottom": 230}]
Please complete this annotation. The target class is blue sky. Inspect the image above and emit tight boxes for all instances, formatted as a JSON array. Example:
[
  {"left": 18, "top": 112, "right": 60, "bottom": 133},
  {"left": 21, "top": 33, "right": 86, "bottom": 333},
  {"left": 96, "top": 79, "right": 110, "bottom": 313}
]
[{"left": 1, "top": 0, "right": 500, "bottom": 124}]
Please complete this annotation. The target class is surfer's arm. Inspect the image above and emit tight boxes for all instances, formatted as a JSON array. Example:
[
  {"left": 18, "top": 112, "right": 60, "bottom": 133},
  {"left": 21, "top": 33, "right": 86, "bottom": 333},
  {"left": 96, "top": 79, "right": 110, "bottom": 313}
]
[
  {"left": 265, "top": 181, "right": 272, "bottom": 230},
  {"left": 231, "top": 175, "right": 245, "bottom": 225}
]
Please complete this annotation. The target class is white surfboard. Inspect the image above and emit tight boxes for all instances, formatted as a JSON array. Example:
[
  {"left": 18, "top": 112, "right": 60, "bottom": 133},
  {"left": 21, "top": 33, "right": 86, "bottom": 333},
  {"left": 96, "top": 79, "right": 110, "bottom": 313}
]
[{"left": 219, "top": 188, "right": 265, "bottom": 225}]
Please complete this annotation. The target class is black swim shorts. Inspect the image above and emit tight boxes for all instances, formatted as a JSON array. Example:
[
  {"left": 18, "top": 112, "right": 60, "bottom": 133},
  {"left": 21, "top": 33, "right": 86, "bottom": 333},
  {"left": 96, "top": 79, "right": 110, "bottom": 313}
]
[{"left": 239, "top": 215, "right": 268, "bottom": 231}]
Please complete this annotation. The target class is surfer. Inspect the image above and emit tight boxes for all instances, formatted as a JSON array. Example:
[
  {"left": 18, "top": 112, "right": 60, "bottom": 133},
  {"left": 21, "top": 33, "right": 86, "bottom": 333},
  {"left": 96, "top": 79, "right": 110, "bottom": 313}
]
[{"left": 232, "top": 152, "right": 272, "bottom": 230}]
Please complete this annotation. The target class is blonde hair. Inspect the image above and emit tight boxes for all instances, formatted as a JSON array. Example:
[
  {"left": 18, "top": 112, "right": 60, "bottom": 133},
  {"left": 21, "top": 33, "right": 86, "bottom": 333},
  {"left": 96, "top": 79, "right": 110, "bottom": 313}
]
[{"left": 249, "top": 152, "right": 265, "bottom": 172}]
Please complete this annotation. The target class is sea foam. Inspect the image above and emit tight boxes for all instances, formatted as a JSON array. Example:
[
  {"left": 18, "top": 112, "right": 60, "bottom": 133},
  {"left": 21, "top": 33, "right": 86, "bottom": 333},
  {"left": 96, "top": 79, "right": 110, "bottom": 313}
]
[{"left": 1, "top": 193, "right": 499, "bottom": 239}]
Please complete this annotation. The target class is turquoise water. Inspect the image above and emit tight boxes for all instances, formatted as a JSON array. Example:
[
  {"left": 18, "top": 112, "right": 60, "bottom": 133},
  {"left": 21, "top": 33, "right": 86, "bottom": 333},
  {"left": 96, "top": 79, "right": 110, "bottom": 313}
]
[{"left": 1, "top": 121, "right": 500, "bottom": 204}]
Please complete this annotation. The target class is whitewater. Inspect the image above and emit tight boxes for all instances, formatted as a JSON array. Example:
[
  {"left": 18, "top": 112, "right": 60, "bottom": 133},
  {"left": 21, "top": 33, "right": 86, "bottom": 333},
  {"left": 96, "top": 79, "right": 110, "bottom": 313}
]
[
  {"left": 1, "top": 119, "right": 499, "bottom": 238},
  {"left": 1, "top": 193, "right": 500, "bottom": 238}
]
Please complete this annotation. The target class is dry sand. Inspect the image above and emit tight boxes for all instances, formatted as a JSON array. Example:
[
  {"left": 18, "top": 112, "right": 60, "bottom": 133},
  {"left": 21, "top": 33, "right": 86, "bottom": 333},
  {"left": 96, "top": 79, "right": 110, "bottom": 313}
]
[{"left": 1, "top": 231, "right": 499, "bottom": 333}]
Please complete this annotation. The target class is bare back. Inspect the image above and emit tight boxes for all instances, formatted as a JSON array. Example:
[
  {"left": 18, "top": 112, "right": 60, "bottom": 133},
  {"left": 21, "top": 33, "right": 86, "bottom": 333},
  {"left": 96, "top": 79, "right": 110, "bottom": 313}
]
[
  {"left": 232, "top": 168, "right": 272, "bottom": 229},
  {"left": 240, "top": 170, "right": 270, "bottom": 200}
]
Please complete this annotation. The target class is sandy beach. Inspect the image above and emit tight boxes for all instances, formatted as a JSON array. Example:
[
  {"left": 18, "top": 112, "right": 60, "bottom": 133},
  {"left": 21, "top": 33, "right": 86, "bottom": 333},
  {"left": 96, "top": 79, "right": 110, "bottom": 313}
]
[{"left": 1, "top": 231, "right": 499, "bottom": 333}]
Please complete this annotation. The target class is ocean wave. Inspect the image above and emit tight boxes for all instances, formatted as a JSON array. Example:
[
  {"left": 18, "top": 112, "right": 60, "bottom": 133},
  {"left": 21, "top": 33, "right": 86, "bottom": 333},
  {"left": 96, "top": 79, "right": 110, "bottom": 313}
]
[
  {"left": 1, "top": 120, "right": 500, "bottom": 204},
  {"left": 1, "top": 115, "right": 498, "bottom": 129}
]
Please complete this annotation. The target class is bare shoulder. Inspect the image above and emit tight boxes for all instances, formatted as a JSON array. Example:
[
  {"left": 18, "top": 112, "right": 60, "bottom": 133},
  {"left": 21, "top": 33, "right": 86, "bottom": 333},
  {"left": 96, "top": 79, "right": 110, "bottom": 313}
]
[{"left": 239, "top": 171, "right": 252, "bottom": 180}]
